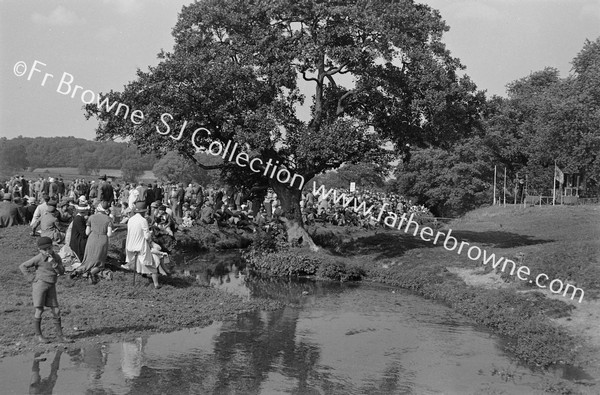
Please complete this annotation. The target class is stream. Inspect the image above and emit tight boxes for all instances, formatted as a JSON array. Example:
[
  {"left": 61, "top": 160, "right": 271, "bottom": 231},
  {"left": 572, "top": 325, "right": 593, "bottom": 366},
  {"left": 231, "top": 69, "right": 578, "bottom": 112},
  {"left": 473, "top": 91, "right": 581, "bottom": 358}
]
[{"left": 1, "top": 273, "right": 591, "bottom": 394}]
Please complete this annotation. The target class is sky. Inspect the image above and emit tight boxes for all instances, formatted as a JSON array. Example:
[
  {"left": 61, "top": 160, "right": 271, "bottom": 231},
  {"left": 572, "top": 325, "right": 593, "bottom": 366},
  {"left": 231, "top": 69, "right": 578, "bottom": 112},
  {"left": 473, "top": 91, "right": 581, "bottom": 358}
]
[{"left": 1, "top": 0, "right": 599, "bottom": 141}]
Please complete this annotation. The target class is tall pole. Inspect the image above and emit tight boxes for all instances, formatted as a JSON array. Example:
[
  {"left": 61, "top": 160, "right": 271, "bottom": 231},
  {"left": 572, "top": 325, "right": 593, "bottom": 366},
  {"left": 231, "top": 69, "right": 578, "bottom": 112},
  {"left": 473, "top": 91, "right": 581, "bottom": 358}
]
[
  {"left": 553, "top": 162, "right": 556, "bottom": 206},
  {"left": 514, "top": 172, "right": 518, "bottom": 205},
  {"left": 523, "top": 174, "right": 528, "bottom": 208},
  {"left": 503, "top": 167, "right": 507, "bottom": 206},
  {"left": 493, "top": 165, "right": 497, "bottom": 205}
]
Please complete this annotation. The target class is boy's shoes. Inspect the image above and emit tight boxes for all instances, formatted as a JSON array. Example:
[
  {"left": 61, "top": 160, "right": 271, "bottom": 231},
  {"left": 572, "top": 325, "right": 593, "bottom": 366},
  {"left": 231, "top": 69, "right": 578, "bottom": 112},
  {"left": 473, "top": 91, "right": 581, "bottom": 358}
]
[
  {"left": 55, "top": 335, "right": 73, "bottom": 343},
  {"left": 36, "top": 335, "right": 50, "bottom": 344}
]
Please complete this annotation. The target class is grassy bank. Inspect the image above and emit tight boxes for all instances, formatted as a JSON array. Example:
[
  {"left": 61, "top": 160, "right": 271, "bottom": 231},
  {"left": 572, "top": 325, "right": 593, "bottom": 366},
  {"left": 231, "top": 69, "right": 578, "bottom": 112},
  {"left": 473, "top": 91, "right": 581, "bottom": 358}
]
[{"left": 0, "top": 225, "right": 281, "bottom": 358}]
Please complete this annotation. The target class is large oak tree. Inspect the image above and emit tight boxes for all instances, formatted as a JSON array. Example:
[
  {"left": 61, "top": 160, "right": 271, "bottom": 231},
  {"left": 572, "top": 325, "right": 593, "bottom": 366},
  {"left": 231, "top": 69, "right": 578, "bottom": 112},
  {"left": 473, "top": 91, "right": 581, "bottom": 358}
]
[{"left": 85, "top": 0, "right": 481, "bottom": 248}]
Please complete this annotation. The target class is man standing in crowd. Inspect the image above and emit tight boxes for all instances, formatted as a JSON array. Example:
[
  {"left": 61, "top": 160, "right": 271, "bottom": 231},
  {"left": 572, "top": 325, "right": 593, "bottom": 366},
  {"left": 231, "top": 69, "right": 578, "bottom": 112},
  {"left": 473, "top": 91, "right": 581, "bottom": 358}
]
[
  {"left": 153, "top": 182, "right": 163, "bottom": 205},
  {"left": 41, "top": 177, "right": 50, "bottom": 196},
  {"left": 31, "top": 194, "right": 51, "bottom": 236},
  {"left": 57, "top": 178, "right": 65, "bottom": 200},
  {"left": 99, "top": 175, "right": 114, "bottom": 205},
  {"left": 145, "top": 183, "right": 155, "bottom": 214},
  {"left": 89, "top": 181, "right": 98, "bottom": 201},
  {"left": 48, "top": 178, "right": 59, "bottom": 199},
  {"left": 136, "top": 182, "right": 147, "bottom": 204},
  {"left": 21, "top": 175, "right": 30, "bottom": 198}
]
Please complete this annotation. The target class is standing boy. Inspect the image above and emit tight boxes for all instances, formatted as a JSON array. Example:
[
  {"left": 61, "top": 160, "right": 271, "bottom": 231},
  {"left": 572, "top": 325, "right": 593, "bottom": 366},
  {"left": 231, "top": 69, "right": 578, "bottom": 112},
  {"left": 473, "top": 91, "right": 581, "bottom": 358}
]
[{"left": 19, "top": 237, "right": 71, "bottom": 343}]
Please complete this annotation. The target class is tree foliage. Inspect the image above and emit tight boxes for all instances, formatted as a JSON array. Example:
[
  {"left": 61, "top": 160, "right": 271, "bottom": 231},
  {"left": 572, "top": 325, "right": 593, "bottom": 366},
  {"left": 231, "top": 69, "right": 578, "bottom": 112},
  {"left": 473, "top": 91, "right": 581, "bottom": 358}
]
[
  {"left": 84, "top": 0, "right": 482, "bottom": 246},
  {"left": 0, "top": 136, "right": 156, "bottom": 171},
  {"left": 394, "top": 137, "right": 494, "bottom": 216},
  {"left": 0, "top": 139, "right": 29, "bottom": 172},
  {"left": 152, "top": 151, "right": 223, "bottom": 186},
  {"left": 483, "top": 37, "right": 600, "bottom": 195}
]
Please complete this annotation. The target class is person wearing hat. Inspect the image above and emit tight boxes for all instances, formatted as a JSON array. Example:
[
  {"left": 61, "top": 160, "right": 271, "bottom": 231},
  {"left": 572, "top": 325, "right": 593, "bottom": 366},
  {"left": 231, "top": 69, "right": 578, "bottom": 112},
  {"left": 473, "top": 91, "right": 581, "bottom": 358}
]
[
  {"left": 0, "top": 192, "right": 24, "bottom": 227},
  {"left": 125, "top": 201, "right": 161, "bottom": 289},
  {"left": 77, "top": 201, "right": 113, "bottom": 284},
  {"left": 69, "top": 203, "right": 90, "bottom": 261},
  {"left": 30, "top": 194, "right": 51, "bottom": 236},
  {"left": 39, "top": 200, "right": 64, "bottom": 243},
  {"left": 19, "top": 236, "right": 70, "bottom": 343}
]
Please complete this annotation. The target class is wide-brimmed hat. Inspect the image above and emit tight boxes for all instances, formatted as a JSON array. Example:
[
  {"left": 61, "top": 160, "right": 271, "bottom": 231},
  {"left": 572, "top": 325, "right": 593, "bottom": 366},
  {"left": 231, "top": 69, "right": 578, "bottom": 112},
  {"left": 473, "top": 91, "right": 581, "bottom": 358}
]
[
  {"left": 134, "top": 201, "right": 147, "bottom": 213},
  {"left": 37, "top": 237, "right": 53, "bottom": 249},
  {"left": 2, "top": 193, "right": 11, "bottom": 201},
  {"left": 76, "top": 203, "right": 90, "bottom": 212},
  {"left": 47, "top": 200, "right": 57, "bottom": 211}
]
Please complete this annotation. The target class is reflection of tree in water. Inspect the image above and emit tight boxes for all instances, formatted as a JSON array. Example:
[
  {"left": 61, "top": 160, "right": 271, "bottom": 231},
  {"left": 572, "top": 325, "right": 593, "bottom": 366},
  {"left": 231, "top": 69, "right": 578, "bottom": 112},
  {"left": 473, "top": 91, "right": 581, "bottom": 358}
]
[
  {"left": 123, "top": 280, "right": 409, "bottom": 394},
  {"left": 125, "top": 305, "right": 321, "bottom": 394}
]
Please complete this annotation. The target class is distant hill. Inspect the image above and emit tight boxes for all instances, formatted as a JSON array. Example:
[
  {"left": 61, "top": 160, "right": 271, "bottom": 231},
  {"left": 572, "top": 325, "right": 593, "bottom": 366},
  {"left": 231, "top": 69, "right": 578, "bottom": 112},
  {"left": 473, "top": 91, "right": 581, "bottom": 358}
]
[{"left": 0, "top": 136, "right": 157, "bottom": 173}]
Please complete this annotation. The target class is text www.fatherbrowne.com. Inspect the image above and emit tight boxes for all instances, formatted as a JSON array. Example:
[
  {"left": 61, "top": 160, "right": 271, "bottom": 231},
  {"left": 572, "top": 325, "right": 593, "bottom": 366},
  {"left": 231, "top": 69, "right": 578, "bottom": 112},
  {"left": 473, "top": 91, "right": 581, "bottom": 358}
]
[{"left": 313, "top": 183, "right": 585, "bottom": 303}]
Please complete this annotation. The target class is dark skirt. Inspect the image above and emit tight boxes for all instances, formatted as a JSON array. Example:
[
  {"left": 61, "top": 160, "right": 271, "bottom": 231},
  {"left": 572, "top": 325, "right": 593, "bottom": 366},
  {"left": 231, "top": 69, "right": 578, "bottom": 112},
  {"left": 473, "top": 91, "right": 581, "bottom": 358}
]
[{"left": 69, "top": 216, "right": 88, "bottom": 261}]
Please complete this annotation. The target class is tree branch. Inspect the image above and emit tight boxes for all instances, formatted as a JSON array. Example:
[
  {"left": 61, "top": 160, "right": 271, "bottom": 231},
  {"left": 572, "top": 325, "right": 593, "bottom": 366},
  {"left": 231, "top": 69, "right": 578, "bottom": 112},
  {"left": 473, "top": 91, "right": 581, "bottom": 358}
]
[
  {"left": 302, "top": 69, "right": 320, "bottom": 84},
  {"left": 325, "top": 62, "right": 350, "bottom": 76},
  {"left": 325, "top": 74, "right": 337, "bottom": 88},
  {"left": 336, "top": 90, "right": 355, "bottom": 116}
]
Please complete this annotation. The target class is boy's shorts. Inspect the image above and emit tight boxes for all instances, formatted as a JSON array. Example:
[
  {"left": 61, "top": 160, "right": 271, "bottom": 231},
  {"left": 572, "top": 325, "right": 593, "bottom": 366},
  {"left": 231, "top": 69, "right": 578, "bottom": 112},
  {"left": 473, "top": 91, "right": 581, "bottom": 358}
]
[{"left": 32, "top": 280, "right": 59, "bottom": 308}]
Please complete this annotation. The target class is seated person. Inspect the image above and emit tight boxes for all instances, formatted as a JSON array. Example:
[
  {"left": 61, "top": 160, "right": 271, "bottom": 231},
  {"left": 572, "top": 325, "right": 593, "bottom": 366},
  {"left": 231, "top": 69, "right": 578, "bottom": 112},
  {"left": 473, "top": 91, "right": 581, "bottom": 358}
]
[
  {"left": 181, "top": 210, "right": 194, "bottom": 228},
  {"left": 200, "top": 202, "right": 215, "bottom": 224},
  {"left": 253, "top": 209, "right": 267, "bottom": 228},
  {"left": 225, "top": 203, "right": 241, "bottom": 226},
  {"left": 39, "top": 200, "right": 64, "bottom": 244},
  {"left": 153, "top": 205, "right": 176, "bottom": 237}
]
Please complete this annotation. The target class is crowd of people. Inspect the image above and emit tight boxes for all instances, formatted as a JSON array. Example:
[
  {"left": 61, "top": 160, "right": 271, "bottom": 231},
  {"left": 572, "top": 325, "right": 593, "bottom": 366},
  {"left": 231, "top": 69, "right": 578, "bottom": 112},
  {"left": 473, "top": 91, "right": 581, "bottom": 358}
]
[
  {"left": 1, "top": 174, "right": 433, "bottom": 235},
  {"left": 2, "top": 175, "right": 433, "bottom": 284}
]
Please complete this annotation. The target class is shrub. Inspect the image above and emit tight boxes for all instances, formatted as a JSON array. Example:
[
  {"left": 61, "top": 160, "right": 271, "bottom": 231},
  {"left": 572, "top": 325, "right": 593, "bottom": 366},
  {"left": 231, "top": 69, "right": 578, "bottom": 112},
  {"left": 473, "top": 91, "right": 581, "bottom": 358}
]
[
  {"left": 243, "top": 249, "right": 320, "bottom": 277},
  {"left": 252, "top": 224, "right": 288, "bottom": 253},
  {"left": 317, "top": 260, "right": 347, "bottom": 281},
  {"left": 311, "top": 230, "right": 344, "bottom": 249}
]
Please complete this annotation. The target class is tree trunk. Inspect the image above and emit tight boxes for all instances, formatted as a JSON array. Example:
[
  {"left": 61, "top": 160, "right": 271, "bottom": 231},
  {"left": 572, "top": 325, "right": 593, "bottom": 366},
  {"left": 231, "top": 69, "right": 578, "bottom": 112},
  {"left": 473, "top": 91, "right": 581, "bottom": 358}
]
[{"left": 271, "top": 182, "right": 320, "bottom": 252}]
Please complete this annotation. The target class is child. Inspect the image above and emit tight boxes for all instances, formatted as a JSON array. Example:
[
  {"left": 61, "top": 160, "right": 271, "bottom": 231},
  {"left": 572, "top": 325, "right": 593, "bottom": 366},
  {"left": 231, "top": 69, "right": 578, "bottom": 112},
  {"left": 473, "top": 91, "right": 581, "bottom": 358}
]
[{"left": 19, "top": 236, "right": 71, "bottom": 343}]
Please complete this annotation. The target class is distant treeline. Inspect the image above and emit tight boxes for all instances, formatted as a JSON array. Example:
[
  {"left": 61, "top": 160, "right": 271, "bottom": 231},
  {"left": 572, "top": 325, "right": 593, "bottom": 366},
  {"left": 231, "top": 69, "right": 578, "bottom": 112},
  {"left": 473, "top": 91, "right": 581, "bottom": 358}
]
[{"left": 0, "top": 136, "right": 157, "bottom": 173}]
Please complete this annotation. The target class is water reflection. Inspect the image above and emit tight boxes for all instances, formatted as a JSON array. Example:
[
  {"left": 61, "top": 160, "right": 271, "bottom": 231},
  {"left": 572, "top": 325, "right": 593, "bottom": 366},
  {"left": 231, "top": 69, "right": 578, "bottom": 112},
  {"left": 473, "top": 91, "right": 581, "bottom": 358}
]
[
  {"left": 29, "top": 351, "right": 61, "bottom": 395},
  {"left": 1, "top": 281, "right": 596, "bottom": 394}
]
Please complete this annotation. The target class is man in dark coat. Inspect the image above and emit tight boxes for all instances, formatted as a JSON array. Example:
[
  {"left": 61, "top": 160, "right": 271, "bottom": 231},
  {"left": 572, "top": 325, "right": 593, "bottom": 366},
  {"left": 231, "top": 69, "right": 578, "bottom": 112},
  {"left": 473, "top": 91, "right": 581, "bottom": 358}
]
[
  {"left": 153, "top": 182, "right": 163, "bottom": 204},
  {"left": 57, "top": 178, "right": 65, "bottom": 200},
  {"left": 99, "top": 175, "right": 115, "bottom": 205},
  {"left": 20, "top": 176, "right": 30, "bottom": 198},
  {"left": 0, "top": 193, "right": 24, "bottom": 227}
]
